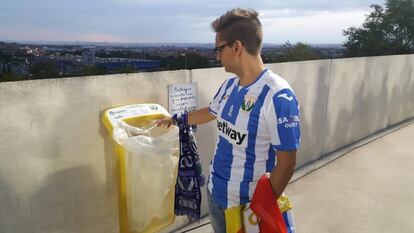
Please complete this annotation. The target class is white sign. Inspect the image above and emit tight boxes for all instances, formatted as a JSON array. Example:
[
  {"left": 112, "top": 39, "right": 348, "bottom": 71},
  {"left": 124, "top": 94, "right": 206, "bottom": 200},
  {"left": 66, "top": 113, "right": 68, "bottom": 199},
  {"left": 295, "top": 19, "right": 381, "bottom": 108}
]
[{"left": 168, "top": 83, "right": 198, "bottom": 114}]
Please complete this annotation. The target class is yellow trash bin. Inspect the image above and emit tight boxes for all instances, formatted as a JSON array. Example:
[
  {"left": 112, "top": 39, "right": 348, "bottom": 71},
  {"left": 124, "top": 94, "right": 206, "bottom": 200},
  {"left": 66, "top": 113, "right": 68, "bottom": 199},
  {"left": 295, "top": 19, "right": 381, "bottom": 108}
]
[{"left": 102, "top": 103, "right": 179, "bottom": 233}]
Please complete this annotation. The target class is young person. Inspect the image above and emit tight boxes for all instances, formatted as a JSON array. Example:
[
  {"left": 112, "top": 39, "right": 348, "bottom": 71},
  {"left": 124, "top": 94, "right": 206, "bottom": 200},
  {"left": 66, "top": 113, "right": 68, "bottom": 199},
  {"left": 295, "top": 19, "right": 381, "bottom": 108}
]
[{"left": 159, "top": 8, "right": 300, "bottom": 233}]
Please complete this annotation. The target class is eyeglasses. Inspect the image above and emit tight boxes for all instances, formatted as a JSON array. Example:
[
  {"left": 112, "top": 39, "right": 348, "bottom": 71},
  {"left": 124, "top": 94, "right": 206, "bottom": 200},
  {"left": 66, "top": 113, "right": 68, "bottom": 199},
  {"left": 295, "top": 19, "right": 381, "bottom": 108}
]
[{"left": 213, "top": 40, "right": 236, "bottom": 53}]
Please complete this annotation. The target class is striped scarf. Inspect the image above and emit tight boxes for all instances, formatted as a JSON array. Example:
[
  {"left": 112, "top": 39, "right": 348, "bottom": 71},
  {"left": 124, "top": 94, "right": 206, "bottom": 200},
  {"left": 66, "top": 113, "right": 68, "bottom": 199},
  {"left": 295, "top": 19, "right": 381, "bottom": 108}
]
[{"left": 173, "top": 112, "right": 205, "bottom": 221}]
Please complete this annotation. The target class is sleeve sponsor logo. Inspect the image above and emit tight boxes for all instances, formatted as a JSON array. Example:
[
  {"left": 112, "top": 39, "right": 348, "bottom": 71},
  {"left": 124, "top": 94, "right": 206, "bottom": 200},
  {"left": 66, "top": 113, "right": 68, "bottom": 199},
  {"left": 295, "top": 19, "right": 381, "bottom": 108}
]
[
  {"left": 217, "top": 119, "right": 248, "bottom": 147},
  {"left": 277, "top": 93, "right": 294, "bottom": 101},
  {"left": 278, "top": 115, "right": 300, "bottom": 128}
]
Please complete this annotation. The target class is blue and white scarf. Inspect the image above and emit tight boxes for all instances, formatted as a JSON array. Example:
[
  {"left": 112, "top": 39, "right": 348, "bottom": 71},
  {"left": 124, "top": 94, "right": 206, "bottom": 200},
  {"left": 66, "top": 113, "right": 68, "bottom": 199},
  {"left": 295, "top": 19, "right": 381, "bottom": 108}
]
[{"left": 172, "top": 112, "right": 205, "bottom": 221}]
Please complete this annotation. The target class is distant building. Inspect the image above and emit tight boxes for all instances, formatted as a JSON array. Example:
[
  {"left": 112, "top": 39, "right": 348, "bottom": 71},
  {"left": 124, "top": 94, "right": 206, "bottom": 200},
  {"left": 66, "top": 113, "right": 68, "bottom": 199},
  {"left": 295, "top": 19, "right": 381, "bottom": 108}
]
[{"left": 82, "top": 48, "right": 96, "bottom": 66}]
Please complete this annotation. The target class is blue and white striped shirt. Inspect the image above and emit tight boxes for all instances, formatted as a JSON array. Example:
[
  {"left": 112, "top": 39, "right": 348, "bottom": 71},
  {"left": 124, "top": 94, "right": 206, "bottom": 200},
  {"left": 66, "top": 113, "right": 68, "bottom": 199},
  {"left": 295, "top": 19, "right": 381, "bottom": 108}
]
[{"left": 208, "top": 69, "right": 301, "bottom": 208}]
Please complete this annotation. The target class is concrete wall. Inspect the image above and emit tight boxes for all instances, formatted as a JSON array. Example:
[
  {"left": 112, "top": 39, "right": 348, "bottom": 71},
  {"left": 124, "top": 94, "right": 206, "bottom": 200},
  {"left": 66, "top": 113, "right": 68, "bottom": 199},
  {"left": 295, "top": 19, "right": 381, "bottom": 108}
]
[
  {"left": 323, "top": 55, "right": 414, "bottom": 154},
  {"left": 0, "top": 55, "right": 413, "bottom": 233}
]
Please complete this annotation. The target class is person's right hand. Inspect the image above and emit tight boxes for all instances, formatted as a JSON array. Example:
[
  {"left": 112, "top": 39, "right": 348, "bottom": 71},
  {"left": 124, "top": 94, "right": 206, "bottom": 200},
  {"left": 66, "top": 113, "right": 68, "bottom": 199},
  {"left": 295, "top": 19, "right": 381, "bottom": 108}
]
[{"left": 156, "top": 116, "right": 174, "bottom": 128}]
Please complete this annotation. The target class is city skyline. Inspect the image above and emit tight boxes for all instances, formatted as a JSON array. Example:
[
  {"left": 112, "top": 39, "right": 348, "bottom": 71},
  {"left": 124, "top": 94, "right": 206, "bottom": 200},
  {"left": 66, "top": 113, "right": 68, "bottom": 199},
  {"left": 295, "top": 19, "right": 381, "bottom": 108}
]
[{"left": 0, "top": 0, "right": 385, "bottom": 44}]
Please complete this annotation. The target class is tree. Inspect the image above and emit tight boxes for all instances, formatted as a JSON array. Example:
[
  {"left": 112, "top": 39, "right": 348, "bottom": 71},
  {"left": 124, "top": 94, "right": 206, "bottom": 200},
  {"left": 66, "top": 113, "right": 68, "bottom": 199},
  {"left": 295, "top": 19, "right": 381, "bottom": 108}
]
[
  {"left": 267, "top": 42, "right": 321, "bottom": 63},
  {"left": 80, "top": 66, "right": 109, "bottom": 76},
  {"left": 343, "top": 0, "right": 414, "bottom": 57},
  {"left": 0, "top": 73, "right": 25, "bottom": 82},
  {"left": 0, "top": 51, "right": 12, "bottom": 62},
  {"left": 30, "top": 60, "right": 60, "bottom": 79},
  {"left": 184, "top": 53, "right": 211, "bottom": 69},
  {"left": 159, "top": 53, "right": 211, "bottom": 70},
  {"left": 0, "top": 64, "right": 26, "bottom": 82}
]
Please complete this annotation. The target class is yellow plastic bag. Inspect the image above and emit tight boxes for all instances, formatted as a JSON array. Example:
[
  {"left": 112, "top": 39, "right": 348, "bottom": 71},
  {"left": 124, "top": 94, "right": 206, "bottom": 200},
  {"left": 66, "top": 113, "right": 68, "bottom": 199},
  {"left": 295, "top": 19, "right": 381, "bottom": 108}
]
[{"left": 120, "top": 124, "right": 179, "bottom": 232}]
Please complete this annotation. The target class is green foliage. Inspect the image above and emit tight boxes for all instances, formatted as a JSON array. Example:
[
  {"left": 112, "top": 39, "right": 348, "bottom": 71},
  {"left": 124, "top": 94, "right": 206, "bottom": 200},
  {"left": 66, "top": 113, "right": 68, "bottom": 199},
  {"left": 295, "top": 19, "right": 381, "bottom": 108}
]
[
  {"left": 281, "top": 42, "right": 321, "bottom": 62},
  {"left": 80, "top": 66, "right": 109, "bottom": 76},
  {"left": 81, "top": 66, "right": 138, "bottom": 75},
  {"left": 0, "top": 73, "right": 27, "bottom": 82},
  {"left": 0, "top": 51, "right": 12, "bottom": 62},
  {"left": 0, "top": 63, "right": 28, "bottom": 82},
  {"left": 184, "top": 53, "right": 211, "bottom": 69},
  {"left": 95, "top": 50, "right": 142, "bottom": 59},
  {"left": 343, "top": 0, "right": 414, "bottom": 57},
  {"left": 266, "top": 42, "right": 321, "bottom": 63},
  {"left": 159, "top": 53, "right": 211, "bottom": 70},
  {"left": 29, "top": 60, "right": 59, "bottom": 79},
  {"left": 111, "top": 66, "right": 136, "bottom": 74}
]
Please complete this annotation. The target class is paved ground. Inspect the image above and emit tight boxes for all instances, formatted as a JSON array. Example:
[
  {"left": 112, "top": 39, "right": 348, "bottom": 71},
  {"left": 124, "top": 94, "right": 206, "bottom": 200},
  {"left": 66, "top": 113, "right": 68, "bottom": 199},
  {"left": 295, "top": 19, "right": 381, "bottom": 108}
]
[{"left": 177, "top": 122, "right": 414, "bottom": 233}]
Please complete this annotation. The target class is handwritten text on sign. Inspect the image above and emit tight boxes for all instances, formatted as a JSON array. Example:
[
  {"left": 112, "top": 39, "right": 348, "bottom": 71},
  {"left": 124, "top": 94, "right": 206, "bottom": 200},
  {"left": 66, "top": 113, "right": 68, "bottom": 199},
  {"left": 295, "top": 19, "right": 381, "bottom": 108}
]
[{"left": 168, "top": 83, "right": 198, "bottom": 114}]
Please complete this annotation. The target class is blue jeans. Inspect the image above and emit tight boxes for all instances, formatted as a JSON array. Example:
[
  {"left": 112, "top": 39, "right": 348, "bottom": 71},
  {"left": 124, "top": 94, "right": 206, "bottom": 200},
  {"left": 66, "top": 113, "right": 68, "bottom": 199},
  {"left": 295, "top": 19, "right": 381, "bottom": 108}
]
[{"left": 207, "top": 190, "right": 226, "bottom": 233}]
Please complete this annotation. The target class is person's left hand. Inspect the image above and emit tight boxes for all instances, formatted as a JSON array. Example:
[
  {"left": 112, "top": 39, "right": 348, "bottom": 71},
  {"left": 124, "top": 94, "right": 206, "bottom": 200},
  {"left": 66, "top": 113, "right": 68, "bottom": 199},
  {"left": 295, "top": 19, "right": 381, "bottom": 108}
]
[{"left": 156, "top": 117, "right": 174, "bottom": 128}]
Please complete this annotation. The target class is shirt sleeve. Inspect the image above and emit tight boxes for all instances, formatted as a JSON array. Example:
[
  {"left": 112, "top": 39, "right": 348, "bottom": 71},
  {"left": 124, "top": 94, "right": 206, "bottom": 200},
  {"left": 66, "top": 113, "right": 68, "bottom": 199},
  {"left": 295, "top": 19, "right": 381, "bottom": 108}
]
[
  {"left": 209, "top": 79, "right": 232, "bottom": 116},
  {"left": 265, "top": 88, "right": 301, "bottom": 151}
]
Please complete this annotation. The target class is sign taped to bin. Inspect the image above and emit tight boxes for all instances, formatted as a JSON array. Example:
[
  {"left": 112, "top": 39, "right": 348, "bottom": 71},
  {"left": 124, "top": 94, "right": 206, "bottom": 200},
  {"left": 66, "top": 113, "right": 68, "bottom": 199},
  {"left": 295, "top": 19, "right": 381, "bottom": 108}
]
[{"left": 168, "top": 83, "right": 197, "bottom": 114}]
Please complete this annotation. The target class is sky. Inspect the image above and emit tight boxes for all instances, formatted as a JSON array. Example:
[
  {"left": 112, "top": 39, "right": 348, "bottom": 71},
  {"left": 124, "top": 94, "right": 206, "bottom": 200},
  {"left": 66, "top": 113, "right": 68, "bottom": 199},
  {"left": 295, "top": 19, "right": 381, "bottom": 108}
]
[{"left": 0, "top": 0, "right": 386, "bottom": 44}]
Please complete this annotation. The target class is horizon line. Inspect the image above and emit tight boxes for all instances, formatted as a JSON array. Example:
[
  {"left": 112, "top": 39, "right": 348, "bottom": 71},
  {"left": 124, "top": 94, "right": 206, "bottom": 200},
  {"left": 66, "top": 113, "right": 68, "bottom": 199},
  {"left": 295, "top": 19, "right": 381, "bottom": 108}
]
[{"left": 1, "top": 40, "right": 345, "bottom": 47}]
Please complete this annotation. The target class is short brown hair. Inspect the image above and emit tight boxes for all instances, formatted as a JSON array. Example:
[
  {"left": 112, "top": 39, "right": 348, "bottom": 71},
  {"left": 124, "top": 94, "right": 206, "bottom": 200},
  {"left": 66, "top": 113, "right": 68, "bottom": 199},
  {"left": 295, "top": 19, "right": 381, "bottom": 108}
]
[{"left": 211, "top": 8, "right": 263, "bottom": 55}]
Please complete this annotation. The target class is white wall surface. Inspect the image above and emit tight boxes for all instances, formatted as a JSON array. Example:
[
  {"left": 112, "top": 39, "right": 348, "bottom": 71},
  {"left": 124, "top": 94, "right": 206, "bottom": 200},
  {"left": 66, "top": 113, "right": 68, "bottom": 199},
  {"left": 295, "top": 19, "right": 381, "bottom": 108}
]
[
  {"left": 0, "top": 55, "right": 413, "bottom": 233},
  {"left": 322, "top": 55, "right": 414, "bottom": 154}
]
